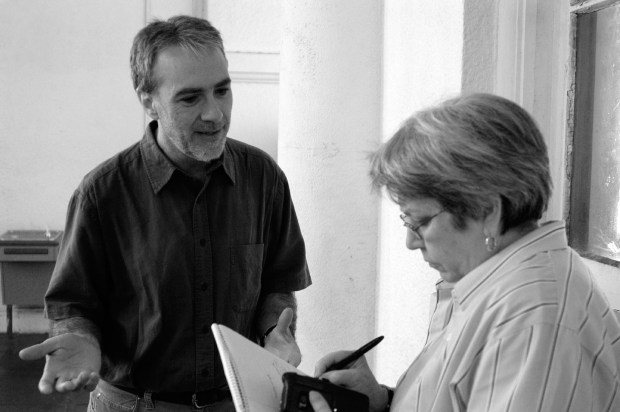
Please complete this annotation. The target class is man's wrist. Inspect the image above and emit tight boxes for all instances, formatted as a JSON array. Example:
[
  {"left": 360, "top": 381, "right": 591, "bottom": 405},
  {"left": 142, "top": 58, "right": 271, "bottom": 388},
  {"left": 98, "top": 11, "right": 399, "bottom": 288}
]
[
  {"left": 50, "top": 317, "right": 102, "bottom": 347},
  {"left": 260, "top": 324, "right": 277, "bottom": 347}
]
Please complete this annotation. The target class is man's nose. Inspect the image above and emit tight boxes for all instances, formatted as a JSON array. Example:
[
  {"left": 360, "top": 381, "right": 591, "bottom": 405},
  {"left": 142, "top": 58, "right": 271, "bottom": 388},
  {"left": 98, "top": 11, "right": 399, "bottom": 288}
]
[{"left": 200, "top": 95, "right": 223, "bottom": 122}]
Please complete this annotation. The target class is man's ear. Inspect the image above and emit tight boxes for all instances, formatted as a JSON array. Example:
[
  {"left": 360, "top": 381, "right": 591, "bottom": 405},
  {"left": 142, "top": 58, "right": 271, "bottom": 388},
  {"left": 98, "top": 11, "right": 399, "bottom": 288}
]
[{"left": 137, "top": 90, "right": 159, "bottom": 120}]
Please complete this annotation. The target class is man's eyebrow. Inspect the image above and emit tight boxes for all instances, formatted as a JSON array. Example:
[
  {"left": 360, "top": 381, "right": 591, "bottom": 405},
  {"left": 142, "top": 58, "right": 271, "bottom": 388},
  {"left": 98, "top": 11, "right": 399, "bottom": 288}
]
[
  {"left": 174, "top": 87, "right": 202, "bottom": 98},
  {"left": 173, "top": 78, "right": 231, "bottom": 98},
  {"left": 215, "top": 78, "right": 232, "bottom": 88}
]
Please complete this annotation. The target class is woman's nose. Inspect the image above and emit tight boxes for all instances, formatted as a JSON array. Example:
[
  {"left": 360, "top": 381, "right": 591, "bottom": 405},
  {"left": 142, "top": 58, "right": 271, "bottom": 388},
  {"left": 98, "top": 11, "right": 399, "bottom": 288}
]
[{"left": 405, "top": 230, "right": 423, "bottom": 250}]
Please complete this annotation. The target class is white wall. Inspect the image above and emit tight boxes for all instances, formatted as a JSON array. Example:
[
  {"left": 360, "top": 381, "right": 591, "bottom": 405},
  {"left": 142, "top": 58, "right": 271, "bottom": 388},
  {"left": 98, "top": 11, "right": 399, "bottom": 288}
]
[
  {"left": 0, "top": 1, "right": 145, "bottom": 234},
  {"left": 376, "top": 0, "right": 464, "bottom": 386}
]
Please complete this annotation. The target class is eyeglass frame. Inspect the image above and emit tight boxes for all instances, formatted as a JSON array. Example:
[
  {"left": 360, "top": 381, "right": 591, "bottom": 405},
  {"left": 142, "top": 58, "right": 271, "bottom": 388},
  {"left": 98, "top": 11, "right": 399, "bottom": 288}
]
[{"left": 399, "top": 209, "right": 446, "bottom": 239}]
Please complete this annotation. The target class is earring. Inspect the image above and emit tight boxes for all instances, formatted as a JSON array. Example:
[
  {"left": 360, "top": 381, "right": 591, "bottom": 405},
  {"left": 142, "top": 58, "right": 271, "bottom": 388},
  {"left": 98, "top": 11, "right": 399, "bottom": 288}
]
[{"left": 485, "top": 236, "right": 497, "bottom": 252}]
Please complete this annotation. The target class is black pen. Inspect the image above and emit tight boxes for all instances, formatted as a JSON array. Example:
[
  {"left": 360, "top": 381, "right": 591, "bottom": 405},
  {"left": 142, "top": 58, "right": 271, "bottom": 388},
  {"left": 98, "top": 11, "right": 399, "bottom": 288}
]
[{"left": 326, "top": 335, "right": 384, "bottom": 372}]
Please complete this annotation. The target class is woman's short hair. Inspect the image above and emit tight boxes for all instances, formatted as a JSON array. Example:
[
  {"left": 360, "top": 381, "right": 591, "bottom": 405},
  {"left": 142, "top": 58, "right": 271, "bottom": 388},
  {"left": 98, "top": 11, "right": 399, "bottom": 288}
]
[
  {"left": 130, "top": 15, "right": 225, "bottom": 94},
  {"left": 370, "top": 93, "right": 552, "bottom": 234}
]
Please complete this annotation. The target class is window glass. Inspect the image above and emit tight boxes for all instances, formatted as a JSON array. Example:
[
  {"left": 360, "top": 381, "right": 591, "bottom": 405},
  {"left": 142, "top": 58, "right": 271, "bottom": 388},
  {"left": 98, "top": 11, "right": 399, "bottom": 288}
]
[{"left": 569, "top": 3, "right": 620, "bottom": 264}]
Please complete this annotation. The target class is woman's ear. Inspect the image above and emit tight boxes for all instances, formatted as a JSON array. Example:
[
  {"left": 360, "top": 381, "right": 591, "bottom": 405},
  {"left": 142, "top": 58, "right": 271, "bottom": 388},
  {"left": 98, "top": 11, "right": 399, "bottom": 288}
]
[
  {"left": 138, "top": 90, "right": 159, "bottom": 120},
  {"left": 483, "top": 195, "right": 503, "bottom": 238}
]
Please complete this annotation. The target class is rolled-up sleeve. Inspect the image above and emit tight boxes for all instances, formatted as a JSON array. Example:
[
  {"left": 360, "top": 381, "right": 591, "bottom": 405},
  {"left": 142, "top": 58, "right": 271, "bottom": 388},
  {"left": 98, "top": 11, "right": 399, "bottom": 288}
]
[
  {"left": 45, "top": 188, "right": 107, "bottom": 325},
  {"left": 261, "top": 171, "right": 311, "bottom": 294}
]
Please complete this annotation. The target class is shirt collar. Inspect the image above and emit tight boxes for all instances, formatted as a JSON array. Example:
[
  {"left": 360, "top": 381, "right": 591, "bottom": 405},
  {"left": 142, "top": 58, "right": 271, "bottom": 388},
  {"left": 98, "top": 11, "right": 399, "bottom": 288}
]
[
  {"left": 140, "top": 121, "right": 236, "bottom": 194},
  {"left": 221, "top": 141, "right": 237, "bottom": 185},
  {"left": 451, "top": 221, "right": 568, "bottom": 308}
]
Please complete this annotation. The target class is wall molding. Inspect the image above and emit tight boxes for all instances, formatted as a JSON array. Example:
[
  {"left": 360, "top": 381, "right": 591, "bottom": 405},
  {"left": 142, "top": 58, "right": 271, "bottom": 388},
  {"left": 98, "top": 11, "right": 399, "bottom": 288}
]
[
  {"left": 495, "top": 0, "right": 571, "bottom": 220},
  {"left": 227, "top": 51, "right": 280, "bottom": 84},
  {"left": 495, "top": 0, "right": 537, "bottom": 108}
]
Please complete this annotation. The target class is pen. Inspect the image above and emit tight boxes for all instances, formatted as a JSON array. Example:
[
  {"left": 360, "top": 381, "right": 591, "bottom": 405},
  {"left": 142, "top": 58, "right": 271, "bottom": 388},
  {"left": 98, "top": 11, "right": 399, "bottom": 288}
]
[{"left": 326, "top": 335, "right": 384, "bottom": 372}]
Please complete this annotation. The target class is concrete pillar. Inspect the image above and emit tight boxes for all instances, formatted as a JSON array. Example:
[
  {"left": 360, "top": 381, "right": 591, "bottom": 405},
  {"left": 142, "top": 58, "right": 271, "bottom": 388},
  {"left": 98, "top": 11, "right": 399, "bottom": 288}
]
[{"left": 278, "top": 1, "right": 383, "bottom": 372}]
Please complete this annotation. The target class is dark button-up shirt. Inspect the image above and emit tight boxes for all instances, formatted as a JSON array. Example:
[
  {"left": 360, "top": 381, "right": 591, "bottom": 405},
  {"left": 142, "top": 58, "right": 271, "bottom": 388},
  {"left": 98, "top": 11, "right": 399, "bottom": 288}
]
[{"left": 45, "top": 122, "right": 311, "bottom": 392}]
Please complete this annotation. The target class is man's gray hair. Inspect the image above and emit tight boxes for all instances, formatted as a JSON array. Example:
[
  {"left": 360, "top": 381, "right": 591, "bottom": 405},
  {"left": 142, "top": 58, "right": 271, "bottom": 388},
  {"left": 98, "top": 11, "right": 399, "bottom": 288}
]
[{"left": 130, "top": 15, "right": 225, "bottom": 94}]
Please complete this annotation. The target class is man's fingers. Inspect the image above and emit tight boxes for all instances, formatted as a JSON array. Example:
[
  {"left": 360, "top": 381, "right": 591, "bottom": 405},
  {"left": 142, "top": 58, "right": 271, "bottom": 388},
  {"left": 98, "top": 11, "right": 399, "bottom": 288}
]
[
  {"left": 276, "top": 307, "right": 294, "bottom": 333},
  {"left": 38, "top": 375, "right": 56, "bottom": 395},
  {"left": 19, "top": 341, "right": 54, "bottom": 361},
  {"left": 80, "top": 371, "right": 100, "bottom": 392},
  {"left": 55, "top": 372, "right": 84, "bottom": 393},
  {"left": 40, "top": 369, "right": 100, "bottom": 394},
  {"left": 61, "top": 370, "right": 100, "bottom": 392},
  {"left": 83, "top": 372, "right": 100, "bottom": 392},
  {"left": 56, "top": 378, "right": 77, "bottom": 393}
]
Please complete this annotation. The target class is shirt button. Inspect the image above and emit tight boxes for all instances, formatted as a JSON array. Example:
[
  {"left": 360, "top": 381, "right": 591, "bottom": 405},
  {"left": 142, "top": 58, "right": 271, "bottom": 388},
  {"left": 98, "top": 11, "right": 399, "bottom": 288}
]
[
  {"left": 201, "top": 368, "right": 209, "bottom": 377},
  {"left": 201, "top": 283, "right": 208, "bottom": 291},
  {"left": 199, "top": 238, "right": 206, "bottom": 246}
]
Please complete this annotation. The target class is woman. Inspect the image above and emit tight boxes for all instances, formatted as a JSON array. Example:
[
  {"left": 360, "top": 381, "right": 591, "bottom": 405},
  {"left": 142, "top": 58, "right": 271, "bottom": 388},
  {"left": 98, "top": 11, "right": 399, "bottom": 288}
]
[{"left": 310, "top": 93, "right": 620, "bottom": 411}]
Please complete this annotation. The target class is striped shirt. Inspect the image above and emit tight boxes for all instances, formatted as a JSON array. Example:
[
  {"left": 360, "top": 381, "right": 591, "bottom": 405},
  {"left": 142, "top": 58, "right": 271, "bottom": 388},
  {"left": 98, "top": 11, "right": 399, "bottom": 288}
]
[{"left": 391, "top": 221, "right": 620, "bottom": 411}]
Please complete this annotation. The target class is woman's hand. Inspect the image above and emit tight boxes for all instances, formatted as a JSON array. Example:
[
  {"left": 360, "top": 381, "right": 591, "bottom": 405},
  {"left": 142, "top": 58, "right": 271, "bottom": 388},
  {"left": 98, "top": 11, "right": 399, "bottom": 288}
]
[
  {"left": 309, "top": 390, "right": 333, "bottom": 412},
  {"left": 314, "top": 351, "right": 389, "bottom": 412}
]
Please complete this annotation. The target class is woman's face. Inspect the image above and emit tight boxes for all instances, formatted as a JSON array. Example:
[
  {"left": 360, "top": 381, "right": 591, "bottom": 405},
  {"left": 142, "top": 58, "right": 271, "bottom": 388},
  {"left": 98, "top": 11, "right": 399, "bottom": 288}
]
[{"left": 400, "top": 198, "right": 491, "bottom": 283}]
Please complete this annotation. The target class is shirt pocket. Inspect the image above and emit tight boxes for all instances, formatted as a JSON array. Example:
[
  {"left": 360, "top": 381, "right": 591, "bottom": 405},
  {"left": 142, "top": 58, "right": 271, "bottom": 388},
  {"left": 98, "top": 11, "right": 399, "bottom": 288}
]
[{"left": 229, "top": 244, "right": 264, "bottom": 313}]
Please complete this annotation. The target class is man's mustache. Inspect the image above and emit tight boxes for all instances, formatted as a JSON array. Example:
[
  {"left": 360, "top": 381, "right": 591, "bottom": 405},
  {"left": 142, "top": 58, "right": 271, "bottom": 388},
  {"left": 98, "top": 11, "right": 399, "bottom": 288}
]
[{"left": 194, "top": 122, "right": 225, "bottom": 133}]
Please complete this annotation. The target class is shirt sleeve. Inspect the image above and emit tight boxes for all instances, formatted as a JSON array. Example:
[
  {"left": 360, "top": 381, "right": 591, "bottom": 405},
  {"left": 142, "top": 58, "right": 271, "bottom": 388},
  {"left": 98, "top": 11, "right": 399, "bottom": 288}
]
[
  {"left": 457, "top": 323, "right": 619, "bottom": 411},
  {"left": 45, "top": 188, "right": 108, "bottom": 325},
  {"left": 260, "top": 170, "right": 311, "bottom": 294}
]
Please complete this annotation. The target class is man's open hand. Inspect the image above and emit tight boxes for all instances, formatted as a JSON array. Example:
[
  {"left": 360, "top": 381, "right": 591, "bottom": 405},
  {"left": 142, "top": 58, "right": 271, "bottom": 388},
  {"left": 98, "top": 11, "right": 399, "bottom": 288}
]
[{"left": 19, "top": 333, "right": 101, "bottom": 394}]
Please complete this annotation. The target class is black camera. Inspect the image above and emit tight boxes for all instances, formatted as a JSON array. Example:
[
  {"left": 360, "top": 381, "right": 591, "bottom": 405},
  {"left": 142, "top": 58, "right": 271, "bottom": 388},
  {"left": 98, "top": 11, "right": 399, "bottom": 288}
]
[{"left": 280, "top": 372, "right": 369, "bottom": 412}]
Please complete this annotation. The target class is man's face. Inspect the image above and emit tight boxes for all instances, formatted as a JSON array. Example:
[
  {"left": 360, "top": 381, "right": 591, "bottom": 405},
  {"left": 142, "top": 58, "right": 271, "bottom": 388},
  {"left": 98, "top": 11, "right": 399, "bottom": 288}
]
[{"left": 142, "top": 45, "right": 233, "bottom": 163}]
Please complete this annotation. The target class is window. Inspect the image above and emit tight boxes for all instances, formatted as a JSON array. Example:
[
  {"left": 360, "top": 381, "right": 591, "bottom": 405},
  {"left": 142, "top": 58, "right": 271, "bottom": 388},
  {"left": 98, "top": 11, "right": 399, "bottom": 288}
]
[{"left": 568, "top": 0, "right": 620, "bottom": 266}]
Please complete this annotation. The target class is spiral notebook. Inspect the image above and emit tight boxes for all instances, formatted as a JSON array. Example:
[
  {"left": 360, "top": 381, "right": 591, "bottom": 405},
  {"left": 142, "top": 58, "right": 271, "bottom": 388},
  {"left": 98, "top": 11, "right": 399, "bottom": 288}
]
[{"left": 211, "top": 323, "right": 307, "bottom": 412}]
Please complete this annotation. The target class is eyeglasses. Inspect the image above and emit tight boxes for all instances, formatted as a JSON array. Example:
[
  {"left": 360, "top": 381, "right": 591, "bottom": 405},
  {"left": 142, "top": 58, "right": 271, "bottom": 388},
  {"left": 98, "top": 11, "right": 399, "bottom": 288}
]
[{"left": 400, "top": 209, "right": 445, "bottom": 239}]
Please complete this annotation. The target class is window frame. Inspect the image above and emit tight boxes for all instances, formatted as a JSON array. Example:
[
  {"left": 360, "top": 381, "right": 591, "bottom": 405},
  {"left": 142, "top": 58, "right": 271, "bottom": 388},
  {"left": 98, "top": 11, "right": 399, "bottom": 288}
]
[{"left": 495, "top": 0, "right": 620, "bottom": 268}]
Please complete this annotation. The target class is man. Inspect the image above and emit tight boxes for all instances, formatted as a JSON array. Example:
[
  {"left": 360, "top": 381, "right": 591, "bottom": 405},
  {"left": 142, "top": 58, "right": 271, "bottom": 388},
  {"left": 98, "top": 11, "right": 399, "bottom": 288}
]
[{"left": 19, "top": 15, "right": 311, "bottom": 411}]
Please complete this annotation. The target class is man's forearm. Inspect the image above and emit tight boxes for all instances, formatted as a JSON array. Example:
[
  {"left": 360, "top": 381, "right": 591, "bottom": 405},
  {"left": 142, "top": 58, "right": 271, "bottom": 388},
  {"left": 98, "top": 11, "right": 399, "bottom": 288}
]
[
  {"left": 50, "top": 317, "right": 102, "bottom": 348},
  {"left": 255, "top": 292, "right": 297, "bottom": 336}
]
